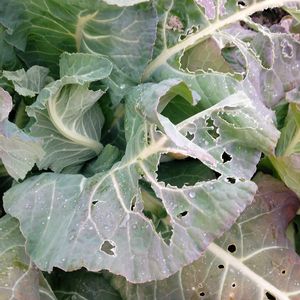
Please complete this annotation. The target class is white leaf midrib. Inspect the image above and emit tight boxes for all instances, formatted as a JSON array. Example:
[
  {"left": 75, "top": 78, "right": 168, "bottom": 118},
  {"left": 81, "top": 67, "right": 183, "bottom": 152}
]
[
  {"left": 207, "top": 243, "right": 294, "bottom": 300},
  {"left": 142, "top": 0, "right": 293, "bottom": 80},
  {"left": 47, "top": 96, "right": 102, "bottom": 154}
]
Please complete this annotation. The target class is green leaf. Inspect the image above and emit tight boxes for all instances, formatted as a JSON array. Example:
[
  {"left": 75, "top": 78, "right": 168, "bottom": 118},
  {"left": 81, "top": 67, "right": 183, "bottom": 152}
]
[
  {"left": 270, "top": 103, "right": 300, "bottom": 198},
  {"left": 4, "top": 80, "right": 279, "bottom": 283},
  {"left": 0, "top": 25, "right": 21, "bottom": 70},
  {"left": 142, "top": 0, "right": 294, "bottom": 81},
  {"left": 180, "top": 37, "right": 234, "bottom": 74},
  {"left": 0, "top": 215, "right": 56, "bottom": 300},
  {"left": 0, "top": 0, "right": 28, "bottom": 69},
  {"left": 3, "top": 66, "right": 52, "bottom": 97},
  {"left": 143, "top": 0, "right": 300, "bottom": 112},
  {"left": 112, "top": 174, "right": 300, "bottom": 299},
  {"left": 4, "top": 0, "right": 157, "bottom": 103},
  {"left": 157, "top": 159, "right": 215, "bottom": 187},
  {"left": 46, "top": 269, "right": 121, "bottom": 300},
  {"left": 26, "top": 53, "right": 112, "bottom": 172},
  {"left": 0, "top": 87, "right": 44, "bottom": 180},
  {"left": 82, "top": 144, "right": 121, "bottom": 177}
]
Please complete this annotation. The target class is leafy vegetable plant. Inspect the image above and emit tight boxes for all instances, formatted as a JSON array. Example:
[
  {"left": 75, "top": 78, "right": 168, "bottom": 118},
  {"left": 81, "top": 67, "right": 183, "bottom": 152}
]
[{"left": 1, "top": 0, "right": 300, "bottom": 299}]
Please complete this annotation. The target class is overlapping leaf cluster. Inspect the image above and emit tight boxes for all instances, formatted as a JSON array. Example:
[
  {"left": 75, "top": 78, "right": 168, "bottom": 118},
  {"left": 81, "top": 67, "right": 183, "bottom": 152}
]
[{"left": 1, "top": 0, "right": 300, "bottom": 299}]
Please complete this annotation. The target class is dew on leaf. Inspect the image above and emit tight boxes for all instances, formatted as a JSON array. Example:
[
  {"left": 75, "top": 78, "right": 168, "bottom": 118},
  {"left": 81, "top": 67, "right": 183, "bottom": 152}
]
[{"left": 189, "top": 191, "right": 196, "bottom": 199}]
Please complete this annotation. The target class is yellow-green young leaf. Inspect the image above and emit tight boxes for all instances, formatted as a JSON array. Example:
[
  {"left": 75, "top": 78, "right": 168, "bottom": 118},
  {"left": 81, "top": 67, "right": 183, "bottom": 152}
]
[
  {"left": 4, "top": 80, "right": 279, "bottom": 283},
  {"left": 0, "top": 215, "right": 56, "bottom": 300},
  {"left": 111, "top": 175, "right": 300, "bottom": 300}
]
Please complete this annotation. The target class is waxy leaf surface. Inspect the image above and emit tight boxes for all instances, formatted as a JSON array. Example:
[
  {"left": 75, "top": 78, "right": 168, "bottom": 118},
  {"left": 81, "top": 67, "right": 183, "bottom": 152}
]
[{"left": 4, "top": 80, "right": 279, "bottom": 283}]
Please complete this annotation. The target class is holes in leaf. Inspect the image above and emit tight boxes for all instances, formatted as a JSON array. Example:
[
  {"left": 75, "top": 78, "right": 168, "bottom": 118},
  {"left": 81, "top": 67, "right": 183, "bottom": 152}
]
[
  {"left": 177, "top": 211, "right": 188, "bottom": 218},
  {"left": 160, "top": 95, "right": 200, "bottom": 124},
  {"left": 140, "top": 181, "right": 173, "bottom": 245},
  {"left": 92, "top": 200, "right": 98, "bottom": 206},
  {"left": 215, "top": 171, "right": 221, "bottom": 179},
  {"left": 232, "top": 283, "right": 236, "bottom": 288},
  {"left": 227, "top": 177, "right": 236, "bottom": 184},
  {"left": 100, "top": 240, "right": 116, "bottom": 256},
  {"left": 222, "top": 152, "right": 232, "bottom": 163},
  {"left": 281, "top": 269, "right": 286, "bottom": 275},
  {"left": 251, "top": 8, "right": 288, "bottom": 28},
  {"left": 130, "top": 197, "right": 136, "bottom": 211},
  {"left": 157, "top": 158, "right": 215, "bottom": 188},
  {"left": 199, "top": 292, "right": 205, "bottom": 297},
  {"left": 281, "top": 39, "right": 293, "bottom": 58},
  {"left": 186, "top": 132, "right": 194, "bottom": 141},
  {"left": 218, "top": 264, "right": 224, "bottom": 269},
  {"left": 206, "top": 118, "right": 219, "bottom": 139},
  {"left": 237, "top": 0, "right": 246, "bottom": 6},
  {"left": 265, "top": 292, "right": 276, "bottom": 300},
  {"left": 227, "top": 244, "right": 237, "bottom": 253}
]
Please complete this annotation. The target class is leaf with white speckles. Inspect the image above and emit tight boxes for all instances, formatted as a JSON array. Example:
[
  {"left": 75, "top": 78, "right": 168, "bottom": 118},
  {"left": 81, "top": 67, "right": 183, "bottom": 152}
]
[
  {"left": 112, "top": 175, "right": 300, "bottom": 300},
  {"left": 4, "top": 80, "right": 279, "bottom": 283}
]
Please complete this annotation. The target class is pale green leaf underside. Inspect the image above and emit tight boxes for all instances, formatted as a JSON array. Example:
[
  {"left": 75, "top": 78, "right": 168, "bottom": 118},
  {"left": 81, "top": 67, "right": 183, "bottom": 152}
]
[
  {"left": 4, "top": 80, "right": 279, "bottom": 283},
  {"left": 0, "top": 215, "right": 56, "bottom": 300},
  {"left": 3, "top": 65, "right": 52, "bottom": 97},
  {"left": 0, "top": 121, "right": 44, "bottom": 180},
  {"left": 0, "top": 87, "right": 44, "bottom": 180},
  {"left": 113, "top": 175, "right": 300, "bottom": 300},
  {"left": 0, "top": 86, "right": 12, "bottom": 122}
]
